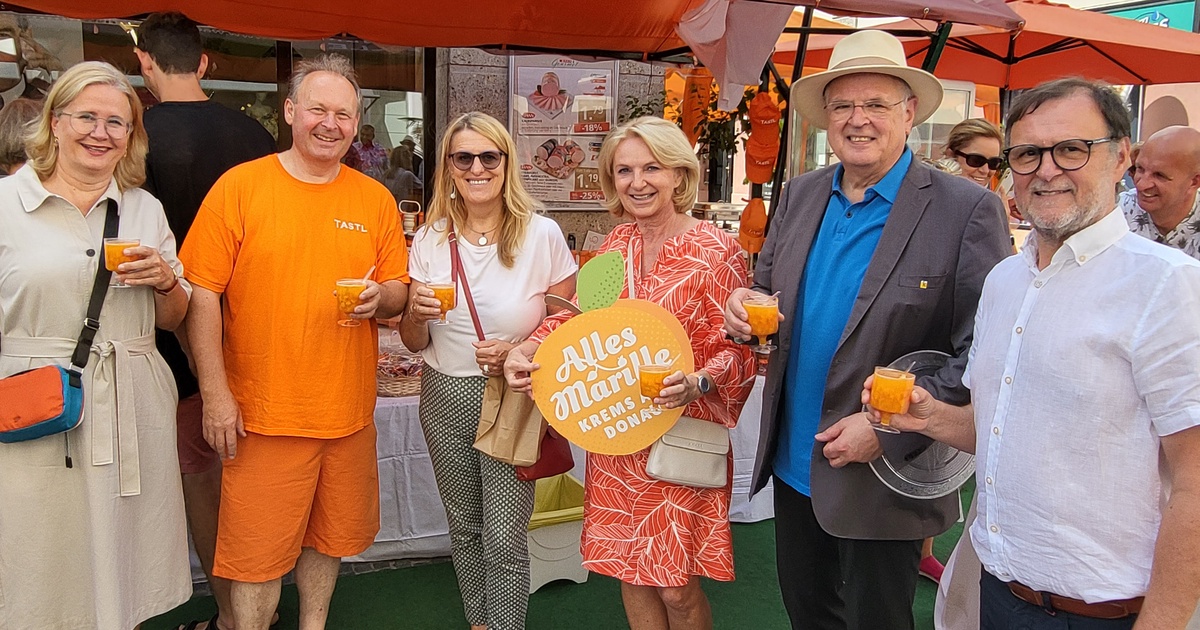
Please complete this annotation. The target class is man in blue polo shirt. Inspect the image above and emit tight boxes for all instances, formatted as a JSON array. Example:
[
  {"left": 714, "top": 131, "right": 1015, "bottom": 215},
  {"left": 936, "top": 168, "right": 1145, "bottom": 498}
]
[{"left": 725, "top": 31, "right": 1010, "bottom": 630}]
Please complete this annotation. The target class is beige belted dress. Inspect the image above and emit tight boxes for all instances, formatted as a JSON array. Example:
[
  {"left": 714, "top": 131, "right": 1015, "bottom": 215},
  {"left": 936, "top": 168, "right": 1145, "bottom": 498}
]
[{"left": 0, "top": 165, "right": 191, "bottom": 630}]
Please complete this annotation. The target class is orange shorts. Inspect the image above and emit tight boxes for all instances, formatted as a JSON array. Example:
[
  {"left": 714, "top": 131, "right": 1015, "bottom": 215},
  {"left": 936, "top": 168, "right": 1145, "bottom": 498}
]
[{"left": 213, "top": 424, "right": 380, "bottom": 582}]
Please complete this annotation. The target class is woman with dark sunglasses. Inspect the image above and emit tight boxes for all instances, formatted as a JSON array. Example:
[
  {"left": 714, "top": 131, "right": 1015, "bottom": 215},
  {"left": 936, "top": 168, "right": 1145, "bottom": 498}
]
[
  {"left": 943, "top": 118, "right": 1003, "bottom": 189},
  {"left": 399, "top": 111, "right": 577, "bottom": 630}
]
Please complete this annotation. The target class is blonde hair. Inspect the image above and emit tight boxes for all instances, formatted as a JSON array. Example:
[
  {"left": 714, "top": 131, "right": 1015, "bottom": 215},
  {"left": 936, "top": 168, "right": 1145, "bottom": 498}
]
[
  {"left": 26, "top": 61, "right": 147, "bottom": 190},
  {"left": 944, "top": 118, "right": 1002, "bottom": 155},
  {"left": 427, "top": 112, "right": 539, "bottom": 268},
  {"left": 598, "top": 117, "right": 699, "bottom": 217}
]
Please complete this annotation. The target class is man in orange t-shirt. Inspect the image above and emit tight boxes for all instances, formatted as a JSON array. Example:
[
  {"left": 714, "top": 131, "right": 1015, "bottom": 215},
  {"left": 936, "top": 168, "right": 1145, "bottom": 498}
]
[{"left": 181, "top": 54, "right": 409, "bottom": 630}]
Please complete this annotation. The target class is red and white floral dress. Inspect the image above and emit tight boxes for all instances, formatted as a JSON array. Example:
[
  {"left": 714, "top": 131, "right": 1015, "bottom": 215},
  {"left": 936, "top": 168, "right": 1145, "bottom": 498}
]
[{"left": 529, "top": 220, "right": 757, "bottom": 587}]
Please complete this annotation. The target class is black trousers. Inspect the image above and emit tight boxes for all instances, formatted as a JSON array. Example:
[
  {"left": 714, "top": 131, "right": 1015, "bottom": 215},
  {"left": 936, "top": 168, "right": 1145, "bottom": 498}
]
[
  {"left": 980, "top": 571, "right": 1137, "bottom": 630},
  {"left": 774, "top": 476, "right": 922, "bottom": 630}
]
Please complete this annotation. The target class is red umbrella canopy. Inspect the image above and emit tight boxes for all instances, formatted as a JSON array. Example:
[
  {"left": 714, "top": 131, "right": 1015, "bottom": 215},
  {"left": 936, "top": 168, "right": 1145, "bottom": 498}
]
[
  {"left": 775, "top": 0, "right": 1200, "bottom": 88},
  {"left": 770, "top": 0, "right": 1022, "bottom": 30},
  {"left": 7, "top": 0, "right": 708, "bottom": 54}
]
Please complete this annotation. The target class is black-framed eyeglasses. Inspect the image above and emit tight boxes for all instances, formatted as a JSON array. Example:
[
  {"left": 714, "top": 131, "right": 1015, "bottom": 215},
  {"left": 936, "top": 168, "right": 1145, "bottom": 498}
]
[
  {"left": 448, "top": 151, "right": 506, "bottom": 171},
  {"left": 1002, "top": 138, "right": 1116, "bottom": 175},
  {"left": 953, "top": 150, "right": 1004, "bottom": 171},
  {"left": 56, "top": 111, "right": 132, "bottom": 139}
]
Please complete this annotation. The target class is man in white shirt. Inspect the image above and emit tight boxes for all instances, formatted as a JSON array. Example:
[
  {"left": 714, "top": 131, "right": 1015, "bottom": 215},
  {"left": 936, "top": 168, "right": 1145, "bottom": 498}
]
[
  {"left": 867, "top": 77, "right": 1200, "bottom": 629},
  {"left": 1119, "top": 125, "right": 1200, "bottom": 260}
]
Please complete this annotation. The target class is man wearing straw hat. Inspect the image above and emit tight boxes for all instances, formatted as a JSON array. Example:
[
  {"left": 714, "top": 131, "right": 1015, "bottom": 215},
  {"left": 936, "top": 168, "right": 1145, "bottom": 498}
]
[{"left": 724, "top": 30, "right": 1010, "bottom": 630}]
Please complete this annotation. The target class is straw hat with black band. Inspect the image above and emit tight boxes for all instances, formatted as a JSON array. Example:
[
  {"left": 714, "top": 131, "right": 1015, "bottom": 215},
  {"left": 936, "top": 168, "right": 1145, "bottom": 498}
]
[{"left": 793, "top": 30, "right": 945, "bottom": 130}]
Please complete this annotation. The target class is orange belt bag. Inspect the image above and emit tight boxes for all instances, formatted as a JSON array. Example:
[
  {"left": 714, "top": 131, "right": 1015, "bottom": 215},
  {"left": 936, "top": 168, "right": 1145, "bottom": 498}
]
[{"left": 0, "top": 199, "right": 117, "bottom": 464}]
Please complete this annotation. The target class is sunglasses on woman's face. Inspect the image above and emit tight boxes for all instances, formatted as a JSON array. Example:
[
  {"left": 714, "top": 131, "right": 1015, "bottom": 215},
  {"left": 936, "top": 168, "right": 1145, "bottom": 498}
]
[
  {"left": 448, "top": 151, "right": 506, "bottom": 171},
  {"left": 954, "top": 150, "right": 1004, "bottom": 171}
]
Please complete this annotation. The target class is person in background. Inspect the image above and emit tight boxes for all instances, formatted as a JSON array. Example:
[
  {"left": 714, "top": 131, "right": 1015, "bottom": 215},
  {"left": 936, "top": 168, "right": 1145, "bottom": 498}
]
[
  {"left": 399, "top": 111, "right": 576, "bottom": 630},
  {"left": 134, "top": 11, "right": 278, "bottom": 630},
  {"left": 181, "top": 54, "right": 409, "bottom": 630},
  {"left": 383, "top": 143, "right": 419, "bottom": 205},
  {"left": 868, "top": 77, "right": 1200, "bottom": 630},
  {"left": 1120, "top": 125, "right": 1200, "bottom": 260},
  {"left": 402, "top": 135, "right": 423, "bottom": 178},
  {"left": 506, "top": 116, "right": 757, "bottom": 630},
  {"left": 346, "top": 122, "right": 387, "bottom": 181},
  {"left": 943, "top": 118, "right": 1003, "bottom": 190},
  {"left": 723, "top": 31, "right": 1010, "bottom": 630},
  {"left": 0, "top": 96, "right": 40, "bottom": 175},
  {"left": 0, "top": 60, "right": 191, "bottom": 630}
]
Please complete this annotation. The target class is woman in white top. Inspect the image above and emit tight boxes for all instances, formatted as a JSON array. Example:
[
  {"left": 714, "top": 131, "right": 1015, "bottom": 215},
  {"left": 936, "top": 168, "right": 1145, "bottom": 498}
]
[
  {"left": 0, "top": 61, "right": 191, "bottom": 629},
  {"left": 399, "top": 111, "right": 577, "bottom": 630}
]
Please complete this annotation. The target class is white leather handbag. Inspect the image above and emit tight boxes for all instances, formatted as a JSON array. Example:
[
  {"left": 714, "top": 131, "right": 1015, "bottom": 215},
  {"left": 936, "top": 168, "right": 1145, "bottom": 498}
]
[{"left": 646, "top": 416, "right": 730, "bottom": 489}]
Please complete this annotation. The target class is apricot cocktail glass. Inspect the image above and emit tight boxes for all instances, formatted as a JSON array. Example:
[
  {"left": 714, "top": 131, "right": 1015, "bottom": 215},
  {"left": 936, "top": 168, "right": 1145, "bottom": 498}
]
[
  {"left": 869, "top": 366, "right": 916, "bottom": 434},
  {"left": 639, "top": 364, "right": 672, "bottom": 411},
  {"left": 336, "top": 279, "right": 367, "bottom": 327},
  {"left": 744, "top": 293, "right": 779, "bottom": 354},
  {"left": 103, "top": 238, "right": 140, "bottom": 288},
  {"left": 429, "top": 283, "right": 456, "bottom": 326}
]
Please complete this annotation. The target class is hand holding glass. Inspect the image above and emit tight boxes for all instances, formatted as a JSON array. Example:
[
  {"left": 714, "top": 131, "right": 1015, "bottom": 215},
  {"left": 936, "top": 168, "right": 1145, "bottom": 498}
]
[
  {"left": 428, "top": 283, "right": 456, "bottom": 325},
  {"left": 639, "top": 364, "right": 672, "bottom": 411},
  {"left": 743, "top": 293, "right": 779, "bottom": 354},
  {"left": 869, "top": 367, "right": 916, "bottom": 434},
  {"left": 103, "top": 238, "right": 141, "bottom": 288},
  {"left": 335, "top": 279, "right": 368, "bottom": 327}
]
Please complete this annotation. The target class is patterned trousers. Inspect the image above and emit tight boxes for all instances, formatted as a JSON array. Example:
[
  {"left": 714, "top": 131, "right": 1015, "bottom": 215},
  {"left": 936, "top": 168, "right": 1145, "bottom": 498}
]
[{"left": 419, "top": 368, "right": 536, "bottom": 630}]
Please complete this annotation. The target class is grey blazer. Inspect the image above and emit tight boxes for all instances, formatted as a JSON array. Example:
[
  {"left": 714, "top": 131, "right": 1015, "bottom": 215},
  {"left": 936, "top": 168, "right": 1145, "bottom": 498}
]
[{"left": 751, "top": 160, "right": 1011, "bottom": 540}]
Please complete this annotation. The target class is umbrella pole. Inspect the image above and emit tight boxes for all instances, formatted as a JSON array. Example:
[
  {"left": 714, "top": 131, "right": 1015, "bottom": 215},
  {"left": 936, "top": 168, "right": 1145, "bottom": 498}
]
[
  {"left": 921, "top": 22, "right": 952, "bottom": 72},
  {"left": 765, "top": 6, "right": 813, "bottom": 237}
]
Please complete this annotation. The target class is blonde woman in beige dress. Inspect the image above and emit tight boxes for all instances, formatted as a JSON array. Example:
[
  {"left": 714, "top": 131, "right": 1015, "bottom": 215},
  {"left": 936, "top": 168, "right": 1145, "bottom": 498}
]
[{"left": 0, "top": 61, "right": 191, "bottom": 629}]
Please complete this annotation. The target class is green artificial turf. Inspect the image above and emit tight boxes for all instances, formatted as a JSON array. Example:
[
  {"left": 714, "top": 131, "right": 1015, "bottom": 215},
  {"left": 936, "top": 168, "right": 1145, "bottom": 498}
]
[{"left": 149, "top": 483, "right": 974, "bottom": 629}]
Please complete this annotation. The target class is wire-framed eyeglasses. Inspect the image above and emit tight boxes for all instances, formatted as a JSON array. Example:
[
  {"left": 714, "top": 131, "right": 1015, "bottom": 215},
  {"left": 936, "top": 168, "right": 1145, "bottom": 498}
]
[{"left": 56, "top": 111, "right": 132, "bottom": 139}]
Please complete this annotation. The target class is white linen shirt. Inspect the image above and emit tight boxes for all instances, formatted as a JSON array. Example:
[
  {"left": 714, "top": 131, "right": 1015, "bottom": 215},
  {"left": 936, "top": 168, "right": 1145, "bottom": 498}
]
[{"left": 965, "top": 208, "right": 1200, "bottom": 602}]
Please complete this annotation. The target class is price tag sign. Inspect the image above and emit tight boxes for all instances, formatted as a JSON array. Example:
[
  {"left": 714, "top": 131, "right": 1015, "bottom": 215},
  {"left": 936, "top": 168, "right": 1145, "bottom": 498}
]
[{"left": 573, "top": 121, "right": 610, "bottom": 134}]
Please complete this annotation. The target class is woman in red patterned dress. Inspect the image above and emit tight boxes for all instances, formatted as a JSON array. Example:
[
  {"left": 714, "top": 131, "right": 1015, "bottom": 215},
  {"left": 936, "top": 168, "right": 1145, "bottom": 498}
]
[{"left": 505, "top": 117, "right": 757, "bottom": 629}]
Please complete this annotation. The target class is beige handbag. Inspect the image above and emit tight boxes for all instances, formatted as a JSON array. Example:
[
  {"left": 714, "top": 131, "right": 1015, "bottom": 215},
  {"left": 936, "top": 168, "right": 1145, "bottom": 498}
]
[{"left": 645, "top": 416, "right": 730, "bottom": 489}]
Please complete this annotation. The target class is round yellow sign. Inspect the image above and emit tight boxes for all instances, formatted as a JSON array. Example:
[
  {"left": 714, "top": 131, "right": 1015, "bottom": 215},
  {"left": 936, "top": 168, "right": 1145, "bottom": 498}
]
[{"left": 532, "top": 299, "right": 695, "bottom": 455}]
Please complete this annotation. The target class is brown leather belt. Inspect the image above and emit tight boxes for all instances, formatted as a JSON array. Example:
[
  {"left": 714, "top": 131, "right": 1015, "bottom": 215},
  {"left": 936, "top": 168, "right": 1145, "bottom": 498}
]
[{"left": 1007, "top": 581, "right": 1143, "bottom": 619}]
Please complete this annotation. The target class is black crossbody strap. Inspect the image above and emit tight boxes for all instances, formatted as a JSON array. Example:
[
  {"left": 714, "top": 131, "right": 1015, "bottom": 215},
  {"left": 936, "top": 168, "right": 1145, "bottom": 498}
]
[{"left": 68, "top": 198, "right": 118, "bottom": 387}]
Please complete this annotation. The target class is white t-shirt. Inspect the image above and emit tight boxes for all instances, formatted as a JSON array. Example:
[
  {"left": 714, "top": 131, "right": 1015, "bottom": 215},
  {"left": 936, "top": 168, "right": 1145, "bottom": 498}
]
[{"left": 409, "top": 213, "right": 577, "bottom": 377}]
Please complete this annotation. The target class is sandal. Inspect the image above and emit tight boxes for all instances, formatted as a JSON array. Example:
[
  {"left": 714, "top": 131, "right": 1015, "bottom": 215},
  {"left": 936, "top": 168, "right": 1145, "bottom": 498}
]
[{"left": 178, "top": 613, "right": 218, "bottom": 630}]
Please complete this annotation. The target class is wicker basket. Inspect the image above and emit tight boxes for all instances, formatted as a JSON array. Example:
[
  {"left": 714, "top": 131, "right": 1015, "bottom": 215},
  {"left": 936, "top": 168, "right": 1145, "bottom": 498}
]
[{"left": 377, "top": 374, "right": 421, "bottom": 397}]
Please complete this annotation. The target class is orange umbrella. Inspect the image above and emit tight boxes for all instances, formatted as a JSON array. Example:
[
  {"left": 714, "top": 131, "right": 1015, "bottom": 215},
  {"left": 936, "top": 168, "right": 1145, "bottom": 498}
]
[{"left": 775, "top": 0, "right": 1200, "bottom": 89}]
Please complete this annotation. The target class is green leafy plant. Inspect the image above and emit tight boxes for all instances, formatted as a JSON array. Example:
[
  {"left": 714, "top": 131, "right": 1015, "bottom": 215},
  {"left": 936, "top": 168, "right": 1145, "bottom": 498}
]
[{"left": 620, "top": 90, "right": 670, "bottom": 123}]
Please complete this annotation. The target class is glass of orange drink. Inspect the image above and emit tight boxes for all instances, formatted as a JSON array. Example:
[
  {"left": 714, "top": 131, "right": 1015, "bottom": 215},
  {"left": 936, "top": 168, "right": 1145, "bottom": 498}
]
[
  {"left": 743, "top": 293, "right": 779, "bottom": 354},
  {"left": 869, "top": 366, "right": 916, "bottom": 434},
  {"left": 639, "top": 364, "right": 672, "bottom": 410},
  {"left": 428, "top": 283, "right": 456, "bottom": 325},
  {"left": 103, "top": 238, "right": 141, "bottom": 288},
  {"left": 335, "top": 279, "right": 368, "bottom": 327}
]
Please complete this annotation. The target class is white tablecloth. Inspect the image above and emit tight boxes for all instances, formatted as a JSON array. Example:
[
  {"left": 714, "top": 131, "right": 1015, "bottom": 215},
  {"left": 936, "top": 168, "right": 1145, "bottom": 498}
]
[{"left": 347, "top": 395, "right": 452, "bottom": 562}]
